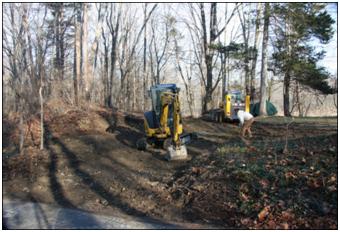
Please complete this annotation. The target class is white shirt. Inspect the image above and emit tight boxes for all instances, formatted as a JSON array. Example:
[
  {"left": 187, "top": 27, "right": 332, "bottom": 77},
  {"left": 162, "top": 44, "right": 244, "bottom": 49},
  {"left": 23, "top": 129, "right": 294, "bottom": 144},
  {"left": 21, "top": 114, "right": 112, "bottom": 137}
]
[{"left": 237, "top": 110, "right": 253, "bottom": 125}]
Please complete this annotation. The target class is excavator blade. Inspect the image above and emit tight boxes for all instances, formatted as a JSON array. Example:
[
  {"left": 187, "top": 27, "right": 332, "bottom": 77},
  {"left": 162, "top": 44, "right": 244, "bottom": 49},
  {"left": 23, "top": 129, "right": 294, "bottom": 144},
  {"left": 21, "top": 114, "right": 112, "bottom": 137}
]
[{"left": 166, "top": 145, "right": 188, "bottom": 161}]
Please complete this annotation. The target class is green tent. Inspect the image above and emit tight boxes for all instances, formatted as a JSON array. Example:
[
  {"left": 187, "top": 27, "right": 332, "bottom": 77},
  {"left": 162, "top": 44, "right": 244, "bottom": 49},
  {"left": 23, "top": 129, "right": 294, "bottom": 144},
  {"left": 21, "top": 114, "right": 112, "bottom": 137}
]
[{"left": 250, "top": 100, "right": 278, "bottom": 117}]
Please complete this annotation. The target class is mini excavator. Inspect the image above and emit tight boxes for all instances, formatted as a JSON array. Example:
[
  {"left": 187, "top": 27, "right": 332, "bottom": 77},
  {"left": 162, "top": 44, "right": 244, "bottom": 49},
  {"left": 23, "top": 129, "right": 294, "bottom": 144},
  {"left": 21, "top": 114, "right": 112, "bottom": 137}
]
[{"left": 136, "top": 84, "right": 195, "bottom": 161}]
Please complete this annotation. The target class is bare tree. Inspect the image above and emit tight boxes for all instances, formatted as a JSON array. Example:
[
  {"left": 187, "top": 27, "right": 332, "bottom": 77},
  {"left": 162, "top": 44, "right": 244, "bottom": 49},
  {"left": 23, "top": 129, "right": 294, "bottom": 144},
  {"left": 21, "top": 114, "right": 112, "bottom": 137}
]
[
  {"left": 187, "top": 3, "right": 238, "bottom": 113},
  {"left": 115, "top": 4, "right": 157, "bottom": 108},
  {"left": 4, "top": 4, "right": 29, "bottom": 153},
  {"left": 142, "top": 3, "right": 148, "bottom": 111},
  {"left": 250, "top": 3, "right": 262, "bottom": 101},
  {"left": 73, "top": 4, "right": 81, "bottom": 106},
  {"left": 174, "top": 31, "right": 195, "bottom": 117},
  {"left": 82, "top": 3, "right": 90, "bottom": 100},
  {"left": 3, "top": 3, "right": 50, "bottom": 150},
  {"left": 106, "top": 3, "right": 121, "bottom": 108},
  {"left": 35, "top": 5, "right": 49, "bottom": 150},
  {"left": 149, "top": 15, "right": 172, "bottom": 84},
  {"left": 237, "top": 3, "right": 251, "bottom": 95},
  {"left": 259, "top": 3, "right": 270, "bottom": 116}
]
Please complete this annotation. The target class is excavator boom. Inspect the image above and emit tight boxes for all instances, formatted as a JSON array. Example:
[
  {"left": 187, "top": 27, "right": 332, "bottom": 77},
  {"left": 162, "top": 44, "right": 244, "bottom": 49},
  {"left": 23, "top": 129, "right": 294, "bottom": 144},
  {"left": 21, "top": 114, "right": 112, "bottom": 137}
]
[{"left": 137, "top": 84, "right": 195, "bottom": 161}]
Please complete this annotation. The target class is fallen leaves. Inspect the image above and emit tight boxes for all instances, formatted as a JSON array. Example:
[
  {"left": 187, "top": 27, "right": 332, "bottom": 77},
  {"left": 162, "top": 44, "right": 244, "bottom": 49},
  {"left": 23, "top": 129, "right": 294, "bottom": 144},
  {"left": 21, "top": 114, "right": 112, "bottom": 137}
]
[
  {"left": 240, "top": 192, "right": 249, "bottom": 201},
  {"left": 284, "top": 171, "right": 297, "bottom": 180},
  {"left": 191, "top": 167, "right": 207, "bottom": 175},
  {"left": 327, "top": 185, "right": 337, "bottom": 192},
  {"left": 240, "top": 217, "right": 252, "bottom": 226},
  {"left": 259, "top": 179, "right": 269, "bottom": 189},
  {"left": 258, "top": 206, "right": 270, "bottom": 222},
  {"left": 328, "top": 175, "right": 336, "bottom": 183},
  {"left": 281, "top": 222, "right": 289, "bottom": 229},
  {"left": 247, "top": 146, "right": 257, "bottom": 152},
  {"left": 307, "top": 178, "right": 322, "bottom": 189},
  {"left": 281, "top": 210, "right": 295, "bottom": 221}
]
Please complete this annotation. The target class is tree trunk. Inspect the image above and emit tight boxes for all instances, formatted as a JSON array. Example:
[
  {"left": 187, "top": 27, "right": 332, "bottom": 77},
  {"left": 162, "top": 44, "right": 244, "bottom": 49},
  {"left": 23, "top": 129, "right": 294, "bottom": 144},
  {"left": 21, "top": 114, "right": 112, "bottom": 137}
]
[
  {"left": 19, "top": 111, "right": 25, "bottom": 155},
  {"left": 200, "top": 3, "right": 213, "bottom": 113},
  {"left": 333, "top": 78, "right": 337, "bottom": 108},
  {"left": 259, "top": 2, "right": 269, "bottom": 116},
  {"left": 283, "top": 72, "right": 291, "bottom": 116},
  {"left": 244, "top": 52, "right": 250, "bottom": 95},
  {"left": 250, "top": 3, "right": 262, "bottom": 101},
  {"left": 55, "top": 7, "right": 60, "bottom": 79},
  {"left": 39, "top": 86, "right": 44, "bottom": 150},
  {"left": 60, "top": 10, "right": 65, "bottom": 81},
  {"left": 108, "top": 4, "right": 120, "bottom": 108},
  {"left": 73, "top": 6, "right": 81, "bottom": 106},
  {"left": 102, "top": 29, "right": 109, "bottom": 107},
  {"left": 221, "top": 53, "right": 226, "bottom": 102},
  {"left": 205, "top": 3, "right": 216, "bottom": 112},
  {"left": 143, "top": 3, "right": 148, "bottom": 111},
  {"left": 295, "top": 82, "right": 303, "bottom": 117},
  {"left": 267, "top": 74, "right": 274, "bottom": 101},
  {"left": 82, "top": 3, "right": 89, "bottom": 100},
  {"left": 204, "top": 52, "right": 214, "bottom": 112},
  {"left": 227, "top": 54, "right": 230, "bottom": 92},
  {"left": 283, "top": 10, "right": 292, "bottom": 117}
]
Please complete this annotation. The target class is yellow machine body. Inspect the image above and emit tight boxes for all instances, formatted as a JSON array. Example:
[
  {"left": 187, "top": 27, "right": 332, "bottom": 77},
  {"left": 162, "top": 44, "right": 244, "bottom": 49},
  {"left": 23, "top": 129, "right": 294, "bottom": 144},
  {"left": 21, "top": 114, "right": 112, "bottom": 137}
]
[
  {"left": 137, "top": 84, "right": 190, "bottom": 160},
  {"left": 143, "top": 91, "right": 182, "bottom": 142},
  {"left": 139, "top": 84, "right": 186, "bottom": 146},
  {"left": 223, "top": 90, "right": 250, "bottom": 121}
]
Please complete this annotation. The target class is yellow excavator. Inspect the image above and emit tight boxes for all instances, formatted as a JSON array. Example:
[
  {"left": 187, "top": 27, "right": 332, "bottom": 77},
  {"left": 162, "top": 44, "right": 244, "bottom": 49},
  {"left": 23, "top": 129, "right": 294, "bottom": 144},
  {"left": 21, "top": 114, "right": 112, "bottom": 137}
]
[
  {"left": 209, "top": 90, "right": 250, "bottom": 122},
  {"left": 136, "top": 84, "right": 195, "bottom": 160}
]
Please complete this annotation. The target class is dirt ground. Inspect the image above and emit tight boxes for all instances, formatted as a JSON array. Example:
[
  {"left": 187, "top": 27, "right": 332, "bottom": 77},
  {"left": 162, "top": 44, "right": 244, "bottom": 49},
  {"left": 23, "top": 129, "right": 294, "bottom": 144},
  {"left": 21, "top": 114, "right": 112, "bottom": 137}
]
[{"left": 2, "top": 107, "right": 338, "bottom": 229}]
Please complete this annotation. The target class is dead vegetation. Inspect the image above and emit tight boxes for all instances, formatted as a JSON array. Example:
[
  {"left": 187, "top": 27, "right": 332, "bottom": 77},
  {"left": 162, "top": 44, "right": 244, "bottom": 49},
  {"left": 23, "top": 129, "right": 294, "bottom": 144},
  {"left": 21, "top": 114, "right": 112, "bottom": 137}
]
[{"left": 2, "top": 106, "right": 338, "bottom": 229}]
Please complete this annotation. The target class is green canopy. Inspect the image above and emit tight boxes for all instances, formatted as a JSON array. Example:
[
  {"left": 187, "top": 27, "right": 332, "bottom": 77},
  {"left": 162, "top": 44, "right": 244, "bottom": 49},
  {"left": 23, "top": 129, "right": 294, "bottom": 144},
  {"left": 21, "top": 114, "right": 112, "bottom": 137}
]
[{"left": 250, "top": 100, "right": 278, "bottom": 117}]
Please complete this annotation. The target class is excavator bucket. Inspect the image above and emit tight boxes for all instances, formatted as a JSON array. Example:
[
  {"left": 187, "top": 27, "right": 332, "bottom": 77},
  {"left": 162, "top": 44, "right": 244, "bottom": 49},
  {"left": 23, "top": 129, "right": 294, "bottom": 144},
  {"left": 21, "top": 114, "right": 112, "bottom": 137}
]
[{"left": 166, "top": 145, "right": 188, "bottom": 161}]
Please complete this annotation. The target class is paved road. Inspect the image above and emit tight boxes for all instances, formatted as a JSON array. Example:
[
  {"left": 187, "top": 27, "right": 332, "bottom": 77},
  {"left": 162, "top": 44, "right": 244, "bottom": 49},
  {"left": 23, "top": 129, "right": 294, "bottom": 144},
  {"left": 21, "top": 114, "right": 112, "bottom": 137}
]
[{"left": 3, "top": 198, "right": 195, "bottom": 229}]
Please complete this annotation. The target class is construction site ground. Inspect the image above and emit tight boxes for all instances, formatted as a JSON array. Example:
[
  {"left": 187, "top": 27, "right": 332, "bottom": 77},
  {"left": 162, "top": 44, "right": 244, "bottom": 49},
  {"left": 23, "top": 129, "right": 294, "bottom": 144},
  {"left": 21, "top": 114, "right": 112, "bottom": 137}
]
[{"left": 2, "top": 105, "right": 338, "bottom": 229}]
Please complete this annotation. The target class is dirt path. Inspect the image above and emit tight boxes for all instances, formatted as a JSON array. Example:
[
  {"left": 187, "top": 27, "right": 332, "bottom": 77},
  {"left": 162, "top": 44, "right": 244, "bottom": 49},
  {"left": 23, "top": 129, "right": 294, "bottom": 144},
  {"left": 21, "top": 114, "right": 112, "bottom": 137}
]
[
  {"left": 3, "top": 197, "right": 211, "bottom": 229},
  {"left": 3, "top": 112, "right": 226, "bottom": 227}
]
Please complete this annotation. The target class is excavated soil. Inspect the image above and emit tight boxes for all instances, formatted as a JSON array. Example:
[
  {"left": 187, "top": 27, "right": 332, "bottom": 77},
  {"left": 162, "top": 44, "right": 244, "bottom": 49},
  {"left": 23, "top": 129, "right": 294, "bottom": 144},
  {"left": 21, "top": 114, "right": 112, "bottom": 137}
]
[{"left": 2, "top": 107, "right": 338, "bottom": 229}]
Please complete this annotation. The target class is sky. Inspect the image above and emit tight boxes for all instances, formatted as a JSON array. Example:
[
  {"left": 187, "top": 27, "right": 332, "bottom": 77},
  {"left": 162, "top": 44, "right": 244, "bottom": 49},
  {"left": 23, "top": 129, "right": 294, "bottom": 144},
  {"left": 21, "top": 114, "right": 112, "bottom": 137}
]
[{"left": 318, "top": 3, "right": 337, "bottom": 75}]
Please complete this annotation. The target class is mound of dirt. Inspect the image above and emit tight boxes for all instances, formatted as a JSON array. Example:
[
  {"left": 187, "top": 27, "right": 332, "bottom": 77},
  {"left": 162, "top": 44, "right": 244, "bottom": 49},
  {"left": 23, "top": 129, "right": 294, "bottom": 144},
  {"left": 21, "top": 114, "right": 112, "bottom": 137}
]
[{"left": 2, "top": 101, "right": 120, "bottom": 149}]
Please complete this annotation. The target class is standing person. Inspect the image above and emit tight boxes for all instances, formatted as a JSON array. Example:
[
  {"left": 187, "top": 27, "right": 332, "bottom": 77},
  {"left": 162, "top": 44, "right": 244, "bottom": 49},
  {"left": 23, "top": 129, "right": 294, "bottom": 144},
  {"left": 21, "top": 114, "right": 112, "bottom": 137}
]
[{"left": 236, "top": 109, "right": 255, "bottom": 138}]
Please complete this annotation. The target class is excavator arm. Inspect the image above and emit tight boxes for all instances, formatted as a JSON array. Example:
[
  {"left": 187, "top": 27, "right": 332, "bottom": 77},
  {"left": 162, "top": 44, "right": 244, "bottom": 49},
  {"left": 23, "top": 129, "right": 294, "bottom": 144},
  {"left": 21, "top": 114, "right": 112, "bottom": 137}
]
[
  {"left": 137, "top": 84, "right": 195, "bottom": 160},
  {"left": 160, "top": 91, "right": 183, "bottom": 148}
]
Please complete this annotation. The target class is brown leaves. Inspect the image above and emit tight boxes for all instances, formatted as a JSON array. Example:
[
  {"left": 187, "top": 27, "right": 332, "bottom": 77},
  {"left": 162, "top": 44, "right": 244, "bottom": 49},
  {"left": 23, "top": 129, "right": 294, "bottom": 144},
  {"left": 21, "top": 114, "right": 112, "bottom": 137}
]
[
  {"left": 191, "top": 167, "right": 206, "bottom": 175},
  {"left": 328, "top": 175, "right": 336, "bottom": 184},
  {"left": 307, "top": 178, "right": 322, "bottom": 189},
  {"left": 240, "top": 217, "right": 252, "bottom": 226},
  {"left": 163, "top": 122, "right": 336, "bottom": 228},
  {"left": 240, "top": 192, "right": 249, "bottom": 201},
  {"left": 258, "top": 206, "right": 270, "bottom": 222},
  {"left": 247, "top": 146, "right": 257, "bottom": 152},
  {"left": 284, "top": 171, "right": 297, "bottom": 180},
  {"left": 267, "top": 220, "right": 276, "bottom": 229},
  {"left": 281, "top": 210, "right": 295, "bottom": 221},
  {"left": 259, "top": 179, "right": 269, "bottom": 189},
  {"left": 327, "top": 185, "right": 337, "bottom": 192},
  {"left": 281, "top": 222, "right": 289, "bottom": 229}
]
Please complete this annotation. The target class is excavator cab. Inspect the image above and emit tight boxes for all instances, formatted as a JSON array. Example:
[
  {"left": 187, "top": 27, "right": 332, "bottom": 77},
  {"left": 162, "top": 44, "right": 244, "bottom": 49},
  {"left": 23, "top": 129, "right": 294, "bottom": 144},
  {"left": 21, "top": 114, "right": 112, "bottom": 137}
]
[
  {"left": 137, "top": 84, "right": 195, "bottom": 160},
  {"left": 148, "top": 84, "right": 177, "bottom": 132},
  {"left": 225, "top": 90, "right": 250, "bottom": 120}
]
